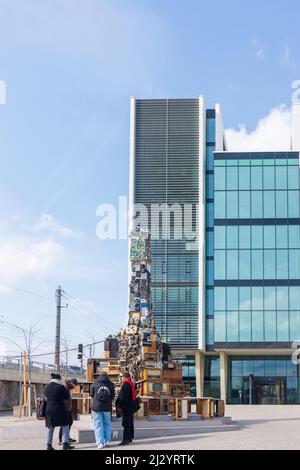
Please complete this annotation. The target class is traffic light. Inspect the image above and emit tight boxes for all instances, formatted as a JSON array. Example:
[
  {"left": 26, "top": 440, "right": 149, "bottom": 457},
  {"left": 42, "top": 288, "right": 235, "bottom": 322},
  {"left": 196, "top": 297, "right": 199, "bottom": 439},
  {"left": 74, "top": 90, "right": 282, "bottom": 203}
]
[{"left": 77, "top": 343, "right": 83, "bottom": 360}]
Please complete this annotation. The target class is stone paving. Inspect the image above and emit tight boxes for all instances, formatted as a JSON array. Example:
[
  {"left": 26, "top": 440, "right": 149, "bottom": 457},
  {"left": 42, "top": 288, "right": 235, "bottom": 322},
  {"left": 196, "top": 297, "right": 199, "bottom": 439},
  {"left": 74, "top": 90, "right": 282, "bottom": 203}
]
[{"left": 0, "top": 406, "right": 300, "bottom": 450}]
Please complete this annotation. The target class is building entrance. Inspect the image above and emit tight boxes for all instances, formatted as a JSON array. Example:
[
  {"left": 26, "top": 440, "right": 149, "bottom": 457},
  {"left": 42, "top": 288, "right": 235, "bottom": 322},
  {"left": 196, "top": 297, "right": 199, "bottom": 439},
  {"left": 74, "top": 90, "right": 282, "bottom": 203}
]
[{"left": 253, "top": 378, "right": 286, "bottom": 405}]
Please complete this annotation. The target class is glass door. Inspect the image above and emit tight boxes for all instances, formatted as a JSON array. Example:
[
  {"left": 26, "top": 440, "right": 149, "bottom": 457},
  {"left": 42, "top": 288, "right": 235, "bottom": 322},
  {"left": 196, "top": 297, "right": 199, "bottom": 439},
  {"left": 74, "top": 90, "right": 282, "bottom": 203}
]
[{"left": 254, "top": 379, "right": 286, "bottom": 404}]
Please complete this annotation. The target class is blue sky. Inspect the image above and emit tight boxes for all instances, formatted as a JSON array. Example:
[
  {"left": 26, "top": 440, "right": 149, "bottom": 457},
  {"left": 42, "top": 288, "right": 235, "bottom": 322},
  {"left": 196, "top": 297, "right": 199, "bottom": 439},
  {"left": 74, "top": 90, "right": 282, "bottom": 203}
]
[{"left": 0, "top": 0, "right": 299, "bottom": 362}]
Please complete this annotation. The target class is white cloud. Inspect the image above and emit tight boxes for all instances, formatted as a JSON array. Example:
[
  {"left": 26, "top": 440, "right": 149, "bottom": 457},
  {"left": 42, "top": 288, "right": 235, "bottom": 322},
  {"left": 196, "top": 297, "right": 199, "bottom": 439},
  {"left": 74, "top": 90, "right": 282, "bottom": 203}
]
[
  {"left": 225, "top": 105, "right": 292, "bottom": 151},
  {"left": 32, "top": 214, "right": 82, "bottom": 239},
  {"left": 0, "top": 236, "right": 63, "bottom": 294},
  {"left": 256, "top": 48, "right": 265, "bottom": 60},
  {"left": 251, "top": 37, "right": 266, "bottom": 60}
]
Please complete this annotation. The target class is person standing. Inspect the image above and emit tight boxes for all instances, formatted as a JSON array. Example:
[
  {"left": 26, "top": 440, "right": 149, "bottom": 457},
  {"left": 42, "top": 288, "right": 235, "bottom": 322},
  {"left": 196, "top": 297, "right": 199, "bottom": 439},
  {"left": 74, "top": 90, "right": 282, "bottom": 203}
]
[
  {"left": 116, "top": 372, "right": 136, "bottom": 446},
  {"left": 58, "top": 378, "right": 78, "bottom": 445},
  {"left": 44, "top": 373, "right": 74, "bottom": 451},
  {"left": 91, "top": 372, "right": 115, "bottom": 449}
]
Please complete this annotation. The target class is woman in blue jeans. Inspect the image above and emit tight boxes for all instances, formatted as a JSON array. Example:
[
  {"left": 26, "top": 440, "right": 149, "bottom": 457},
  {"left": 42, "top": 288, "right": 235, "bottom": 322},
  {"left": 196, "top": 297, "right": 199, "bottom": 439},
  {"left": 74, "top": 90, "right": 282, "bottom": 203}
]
[{"left": 90, "top": 372, "right": 115, "bottom": 449}]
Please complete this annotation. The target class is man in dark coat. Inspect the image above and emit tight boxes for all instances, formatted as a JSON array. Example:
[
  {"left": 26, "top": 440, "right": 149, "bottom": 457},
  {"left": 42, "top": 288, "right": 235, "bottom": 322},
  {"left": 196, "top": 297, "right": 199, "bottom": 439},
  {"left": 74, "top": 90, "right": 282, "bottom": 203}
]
[
  {"left": 116, "top": 372, "right": 136, "bottom": 446},
  {"left": 44, "top": 373, "right": 74, "bottom": 450},
  {"left": 90, "top": 372, "right": 115, "bottom": 449}
]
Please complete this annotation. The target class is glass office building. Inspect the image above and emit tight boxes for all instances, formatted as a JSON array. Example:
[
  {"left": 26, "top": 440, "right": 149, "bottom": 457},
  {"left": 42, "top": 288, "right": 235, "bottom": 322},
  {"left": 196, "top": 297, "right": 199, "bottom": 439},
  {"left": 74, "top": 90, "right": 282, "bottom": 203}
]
[{"left": 129, "top": 97, "right": 300, "bottom": 404}]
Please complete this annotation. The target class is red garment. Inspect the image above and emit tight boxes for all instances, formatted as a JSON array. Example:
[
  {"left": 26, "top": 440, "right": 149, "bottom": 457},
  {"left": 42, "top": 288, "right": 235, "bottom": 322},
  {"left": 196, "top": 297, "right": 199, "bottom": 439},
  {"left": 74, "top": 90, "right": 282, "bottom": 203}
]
[{"left": 123, "top": 377, "right": 136, "bottom": 400}]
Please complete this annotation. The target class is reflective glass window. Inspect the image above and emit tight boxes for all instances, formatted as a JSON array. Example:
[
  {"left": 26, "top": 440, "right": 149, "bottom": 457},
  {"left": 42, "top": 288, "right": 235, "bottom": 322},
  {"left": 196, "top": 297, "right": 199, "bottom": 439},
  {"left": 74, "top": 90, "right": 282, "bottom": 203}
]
[
  {"left": 227, "top": 287, "right": 239, "bottom": 310},
  {"left": 239, "top": 191, "right": 250, "bottom": 218},
  {"left": 214, "top": 287, "right": 226, "bottom": 310},
  {"left": 290, "top": 287, "right": 300, "bottom": 310},
  {"left": 277, "top": 311, "right": 289, "bottom": 341},
  {"left": 289, "top": 250, "right": 300, "bottom": 278},
  {"left": 277, "top": 286, "right": 289, "bottom": 310},
  {"left": 252, "top": 226, "right": 263, "bottom": 249},
  {"left": 227, "top": 191, "right": 238, "bottom": 218},
  {"left": 251, "top": 166, "right": 263, "bottom": 190},
  {"left": 251, "top": 191, "right": 263, "bottom": 218},
  {"left": 252, "top": 312, "right": 264, "bottom": 341},
  {"left": 227, "top": 250, "right": 238, "bottom": 279},
  {"left": 276, "top": 226, "right": 288, "bottom": 249},
  {"left": 239, "top": 287, "right": 251, "bottom": 310},
  {"left": 252, "top": 286, "right": 263, "bottom": 310},
  {"left": 239, "top": 226, "right": 250, "bottom": 249},
  {"left": 215, "top": 167, "right": 226, "bottom": 191},
  {"left": 215, "top": 192, "right": 226, "bottom": 218},
  {"left": 288, "top": 191, "right": 300, "bottom": 217},
  {"left": 264, "top": 191, "right": 275, "bottom": 218},
  {"left": 251, "top": 250, "right": 263, "bottom": 278},
  {"left": 264, "top": 226, "right": 275, "bottom": 249},
  {"left": 290, "top": 312, "right": 300, "bottom": 340},
  {"left": 276, "top": 166, "right": 287, "bottom": 190},
  {"left": 214, "top": 311, "right": 226, "bottom": 341},
  {"left": 264, "top": 287, "right": 276, "bottom": 310},
  {"left": 214, "top": 226, "right": 226, "bottom": 249},
  {"left": 288, "top": 166, "right": 299, "bottom": 190},
  {"left": 215, "top": 251, "right": 226, "bottom": 279},
  {"left": 227, "top": 311, "right": 239, "bottom": 341},
  {"left": 289, "top": 226, "right": 300, "bottom": 249},
  {"left": 239, "top": 250, "right": 251, "bottom": 279},
  {"left": 276, "top": 250, "right": 288, "bottom": 279},
  {"left": 226, "top": 226, "right": 238, "bottom": 249},
  {"left": 263, "top": 166, "right": 275, "bottom": 190},
  {"left": 227, "top": 166, "right": 238, "bottom": 190},
  {"left": 239, "top": 167, "right": 250, "bottom": 190},
  {"left": 276, "top": 191, "right": 288, "bottom": 218},
  {"left": 239, "top": 311, "right": 251, "bottom": 341},
  {"left": 264, "top": 250, "right": 276, "bottom": 278},
  {"left": 264, "top": 311, "right": 277, "bottom": 341}
]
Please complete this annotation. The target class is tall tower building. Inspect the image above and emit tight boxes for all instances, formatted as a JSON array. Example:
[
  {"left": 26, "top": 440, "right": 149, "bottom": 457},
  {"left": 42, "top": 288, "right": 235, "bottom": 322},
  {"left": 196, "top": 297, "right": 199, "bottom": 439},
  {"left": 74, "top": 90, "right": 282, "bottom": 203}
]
[{"left": 128, "top": 96, "right": 300, "bottom": 404}]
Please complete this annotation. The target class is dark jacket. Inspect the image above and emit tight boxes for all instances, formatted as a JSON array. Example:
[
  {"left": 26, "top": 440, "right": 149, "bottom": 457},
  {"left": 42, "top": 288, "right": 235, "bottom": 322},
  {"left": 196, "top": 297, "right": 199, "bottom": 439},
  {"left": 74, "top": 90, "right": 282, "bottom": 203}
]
[
  {"left": 91, "top": 374, "right": 115, "bottom": 412},
  {"left": 44, "top": 380, "right": 70, "bottom": 428},
  {"left": 116, "top": 382, "right": 135, "bottom": 415}
]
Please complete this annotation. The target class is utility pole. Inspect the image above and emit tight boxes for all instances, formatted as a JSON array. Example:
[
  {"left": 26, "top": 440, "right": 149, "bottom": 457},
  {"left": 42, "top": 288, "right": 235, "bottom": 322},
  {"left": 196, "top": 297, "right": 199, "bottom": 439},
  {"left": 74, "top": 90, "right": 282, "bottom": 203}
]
[{"left": 55, "top": 286, "right": 68, "bottom": 373}]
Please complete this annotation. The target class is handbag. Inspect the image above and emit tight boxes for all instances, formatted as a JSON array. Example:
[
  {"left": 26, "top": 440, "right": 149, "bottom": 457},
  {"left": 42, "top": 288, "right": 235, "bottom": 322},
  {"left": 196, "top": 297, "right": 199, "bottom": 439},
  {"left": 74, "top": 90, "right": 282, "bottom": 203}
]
[
  {"left": 64, "top": 398, "right": 72, "bottom": 412},
  {"left": 37, "top": 398, "right": 47, "bottom": 420},
  {"left": 116, "top": 405, "right": 123, "bottom": 418},
  {"left": 133, "top": 396, "right": 141, "bottom": 413}
]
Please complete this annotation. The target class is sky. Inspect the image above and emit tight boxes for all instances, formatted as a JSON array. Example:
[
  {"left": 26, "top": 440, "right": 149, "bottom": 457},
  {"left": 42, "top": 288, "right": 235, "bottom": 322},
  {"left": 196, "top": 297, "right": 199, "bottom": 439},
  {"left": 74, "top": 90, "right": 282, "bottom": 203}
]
[{"left": 0, "top": 0, "right": 299, "bottom": 364}]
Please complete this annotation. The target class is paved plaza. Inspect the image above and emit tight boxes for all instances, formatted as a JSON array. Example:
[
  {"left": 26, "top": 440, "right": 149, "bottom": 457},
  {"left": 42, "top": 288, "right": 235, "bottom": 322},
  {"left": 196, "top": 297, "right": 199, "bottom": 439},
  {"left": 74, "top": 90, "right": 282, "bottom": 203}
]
[{"left": 0, "top": 406, "right": 300, "bottom": 450}]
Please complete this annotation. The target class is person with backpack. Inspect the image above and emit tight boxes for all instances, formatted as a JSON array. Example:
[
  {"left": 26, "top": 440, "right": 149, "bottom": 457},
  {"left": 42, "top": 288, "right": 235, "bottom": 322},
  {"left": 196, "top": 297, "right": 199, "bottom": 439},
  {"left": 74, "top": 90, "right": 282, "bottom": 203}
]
[
  {"left": 116, "top": 372, "right": 137, "bottom": 446},
  {"left": 90, "top": 372, "right": 115, "bottom": 449}
]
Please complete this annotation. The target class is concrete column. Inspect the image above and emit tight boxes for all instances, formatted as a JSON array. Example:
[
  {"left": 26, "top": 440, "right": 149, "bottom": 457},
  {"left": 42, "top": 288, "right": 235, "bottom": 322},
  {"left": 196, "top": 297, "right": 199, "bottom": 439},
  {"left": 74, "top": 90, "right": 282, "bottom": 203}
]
[
  {"left": 220, "top": 351, "right": 228, "bottom": 403},
  {"left": 195, "top": 350, "right": 205, "bottom": 397}
]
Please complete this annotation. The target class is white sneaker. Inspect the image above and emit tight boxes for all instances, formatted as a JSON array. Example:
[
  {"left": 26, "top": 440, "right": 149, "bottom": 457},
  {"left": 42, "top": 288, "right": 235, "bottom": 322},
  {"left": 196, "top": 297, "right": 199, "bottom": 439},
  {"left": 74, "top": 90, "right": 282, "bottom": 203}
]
[
  {"left": 104, "top": 441, "right": 110, "bottom": 447},
  {"left": 97, "top": 443, "right": 104, "bottom": 449}
]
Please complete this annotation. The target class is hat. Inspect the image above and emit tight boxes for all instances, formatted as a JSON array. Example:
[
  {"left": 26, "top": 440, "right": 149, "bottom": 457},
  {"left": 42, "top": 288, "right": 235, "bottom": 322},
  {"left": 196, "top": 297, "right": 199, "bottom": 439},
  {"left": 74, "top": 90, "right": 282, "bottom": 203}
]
[
  {"left": 69, "top": 378, "right": 78, "bottom": 386},
  {"left": 51, "top": 373, "right": 61, "bottom": 380}
]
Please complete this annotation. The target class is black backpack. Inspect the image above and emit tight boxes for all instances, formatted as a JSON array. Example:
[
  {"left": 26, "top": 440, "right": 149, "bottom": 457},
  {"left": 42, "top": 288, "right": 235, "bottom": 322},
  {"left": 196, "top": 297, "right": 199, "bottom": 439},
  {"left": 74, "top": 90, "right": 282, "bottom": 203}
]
[{"left": 97, "top": 385, "right": 111, "bottom": 402}]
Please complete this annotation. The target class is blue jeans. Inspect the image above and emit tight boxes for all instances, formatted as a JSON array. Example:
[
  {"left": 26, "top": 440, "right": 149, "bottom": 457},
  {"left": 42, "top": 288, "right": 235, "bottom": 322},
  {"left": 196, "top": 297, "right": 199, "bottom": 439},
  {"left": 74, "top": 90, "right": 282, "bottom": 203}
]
[
  {"left": 47, "top": 425, "right": 69, "bottom": 445},
  {"left": 92, "top": 411, "right": 111, "bottom": 446}
]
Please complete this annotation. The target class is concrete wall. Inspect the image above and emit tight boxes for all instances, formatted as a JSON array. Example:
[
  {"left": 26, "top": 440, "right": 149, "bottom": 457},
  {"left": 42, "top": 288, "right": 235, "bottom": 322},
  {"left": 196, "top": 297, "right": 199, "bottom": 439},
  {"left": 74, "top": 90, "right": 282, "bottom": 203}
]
[
  {"left": 0, "top": 380, "right": 45, "bottom": 410},
  {"left": 0, "top": 367, "right": 50, "bottom": 384}
]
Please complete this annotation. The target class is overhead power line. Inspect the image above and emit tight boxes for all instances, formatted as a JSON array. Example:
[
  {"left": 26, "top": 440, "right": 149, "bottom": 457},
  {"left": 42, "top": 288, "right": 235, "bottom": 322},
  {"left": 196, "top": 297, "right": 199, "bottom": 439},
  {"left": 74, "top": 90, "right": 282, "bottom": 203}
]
[
  {"left": 0, "top": 283, "right": 53, "bottom": 301},
  {"left": 5, "top": 338, "right": 106, "bottom": 360},
  {"left": 62, "top": 291, "right": 119, "bottom": 330}
]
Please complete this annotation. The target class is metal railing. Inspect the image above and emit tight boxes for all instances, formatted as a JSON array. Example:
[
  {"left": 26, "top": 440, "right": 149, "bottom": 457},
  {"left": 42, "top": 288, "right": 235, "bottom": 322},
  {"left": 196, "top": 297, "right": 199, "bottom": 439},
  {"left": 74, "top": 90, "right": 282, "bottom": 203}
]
[{"left": 0, "top": 358, "right": 85, "bottom": 377}]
